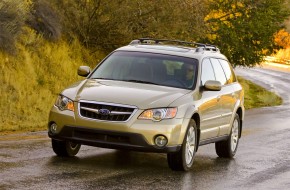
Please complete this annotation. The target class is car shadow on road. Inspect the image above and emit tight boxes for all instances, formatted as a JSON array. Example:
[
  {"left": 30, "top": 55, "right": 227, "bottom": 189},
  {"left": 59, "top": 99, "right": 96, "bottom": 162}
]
[
  {"left": 46, "top": 147, "right": 236, "bottom": 173},
  {"left": 44, "top": 149, "right": 237, "bottom": 189},
  {"left": 47, "top": 149, "right": 168, "bottom": 170}
]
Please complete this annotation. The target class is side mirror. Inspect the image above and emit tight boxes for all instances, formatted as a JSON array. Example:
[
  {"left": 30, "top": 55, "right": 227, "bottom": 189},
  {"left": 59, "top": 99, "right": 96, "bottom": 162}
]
[
  {"left": 78, "top": 66, "right": 91, "bottom": 77},
  {"left": 204, "top": 80, "right": 222, "bottom": 91}
]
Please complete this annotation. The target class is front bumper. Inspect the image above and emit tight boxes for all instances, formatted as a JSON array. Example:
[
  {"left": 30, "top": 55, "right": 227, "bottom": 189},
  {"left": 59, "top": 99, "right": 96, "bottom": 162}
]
[
  {"left": 49, "top": 125, "right": 181, "bottom": 153},
  {"left": 48, "top": 103, "right": 190, "bottom": 153}
]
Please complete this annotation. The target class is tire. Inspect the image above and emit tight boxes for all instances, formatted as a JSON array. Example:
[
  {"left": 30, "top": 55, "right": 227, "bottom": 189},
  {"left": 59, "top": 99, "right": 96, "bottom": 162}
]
[
  {"left": 215, "top": 113, "right": 240, "bottom": 158},
  {"left": 52, "top": 139, "right": 81, "bottom": 157},
  {"left": 167, "top": 119, "right": 197, "bottom": 171}
]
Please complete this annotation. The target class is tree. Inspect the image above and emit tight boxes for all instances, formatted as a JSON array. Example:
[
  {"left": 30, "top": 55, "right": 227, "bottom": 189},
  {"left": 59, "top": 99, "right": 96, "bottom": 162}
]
[
  {"left": 51, "top": 0, "right": 208, "bottom": 52},
  {"left": 48, "top": 0, "right": 290, "bottom": 66},
  {"left": 26, "top": 0, "right": 62, "bottom": 41},
  {"left": 204, "top": 0, "right": 290, "bottom": 67}
]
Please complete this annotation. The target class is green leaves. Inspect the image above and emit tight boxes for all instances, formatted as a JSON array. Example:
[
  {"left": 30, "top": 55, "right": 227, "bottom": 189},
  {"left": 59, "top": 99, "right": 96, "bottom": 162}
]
[{"left": 205, "top": 0, "right": 290, "bottom": 67}]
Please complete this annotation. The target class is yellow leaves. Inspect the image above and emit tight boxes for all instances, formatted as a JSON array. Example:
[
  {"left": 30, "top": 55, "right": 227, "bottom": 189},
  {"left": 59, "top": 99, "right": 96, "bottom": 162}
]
[
  {"left": 206, "top": 34, "right": 217, "bottom": 41},
  {"left": 204, "top": 1, "right": 249, "bottom": 39},
  {"left": 232, "top": 2, "right": 244, "bottom": 9},
  {"left": 274, "top": 29, "right": 290, "bottom": 48},
  {"left": 204, "top": 10, "right": 234, "bottom": 30},
  {"left": 253, "top": 40, "right": 261, "bottom": 45},
  {"left": 205, "top": 9, "right": 242, "bottom": 22},
  {"left": 205, "top": 1, "right": 245, "bottom": 23},
  {"left": 204, "top": 11, "right": 222, "bottom": 21}
]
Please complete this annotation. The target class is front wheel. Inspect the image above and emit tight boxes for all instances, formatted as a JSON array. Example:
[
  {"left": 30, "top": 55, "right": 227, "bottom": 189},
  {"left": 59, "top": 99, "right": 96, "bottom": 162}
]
[
  {"left": 167, "top": 119, "right": 197, "bottom": 171},
  {"left": 215, "top": 113, "right": 240, "bottom": 158},
  {"left": 52, "top": 139, "right": 81, "bottom": 157}
]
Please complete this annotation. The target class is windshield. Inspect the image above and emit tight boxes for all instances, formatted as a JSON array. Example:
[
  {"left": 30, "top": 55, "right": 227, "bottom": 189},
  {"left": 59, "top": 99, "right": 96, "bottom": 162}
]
[{"left": 90, "top": 51, "right": 198, "bottom": 89}]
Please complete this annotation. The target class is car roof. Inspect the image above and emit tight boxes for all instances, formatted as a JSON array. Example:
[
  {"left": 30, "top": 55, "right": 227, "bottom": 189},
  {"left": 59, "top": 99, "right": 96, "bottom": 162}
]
[{"left": 115, "top": 39, "right": 228, "bottom": 62}]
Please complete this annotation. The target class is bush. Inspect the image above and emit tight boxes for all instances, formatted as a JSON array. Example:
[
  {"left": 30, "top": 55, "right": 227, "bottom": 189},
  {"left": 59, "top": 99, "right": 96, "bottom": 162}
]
[
  {"left": 0, "top": 0, "right": 27, "bottom": 54},
  {"left": 26, "top": 0, "right": 61, "bottom": 41}
]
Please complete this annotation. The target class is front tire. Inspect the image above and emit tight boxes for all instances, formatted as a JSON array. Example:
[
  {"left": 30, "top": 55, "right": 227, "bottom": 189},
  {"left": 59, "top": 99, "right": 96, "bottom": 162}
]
[
  {"left": 52, "top": 139, "right": 81, "bottom": 157},
  {"left": 215, "top": 113, "right": 240, "bottom": 158},
  {"left": 167, "top": 119, "right": 197, "bottom": 171}
]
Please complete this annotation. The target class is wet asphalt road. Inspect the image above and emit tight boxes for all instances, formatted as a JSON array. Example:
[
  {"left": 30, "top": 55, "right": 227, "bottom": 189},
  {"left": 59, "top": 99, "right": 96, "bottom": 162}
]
[{"left": 1, "top": 66, "right": 290, "bottom": 190}]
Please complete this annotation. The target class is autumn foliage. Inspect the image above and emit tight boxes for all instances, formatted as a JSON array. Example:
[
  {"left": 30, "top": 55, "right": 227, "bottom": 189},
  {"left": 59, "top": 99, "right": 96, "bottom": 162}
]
[
  {"left": 274, "top": 29, "right": 290, "bottom": 48},
  {"left": 1, "top": 0, "right": 289, "bottom": 66}
]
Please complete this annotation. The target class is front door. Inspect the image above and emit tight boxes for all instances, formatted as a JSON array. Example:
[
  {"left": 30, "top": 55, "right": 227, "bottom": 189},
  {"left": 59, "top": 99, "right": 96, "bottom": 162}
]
[{"left": 199, "top": 58, "right": 221, "bottom": 140}]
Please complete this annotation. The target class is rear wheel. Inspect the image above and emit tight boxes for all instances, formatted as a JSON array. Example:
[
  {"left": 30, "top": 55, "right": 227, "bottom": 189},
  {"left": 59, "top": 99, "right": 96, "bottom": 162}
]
[
  {"left": 52, "top": 139, "right": 81, "bottom": 157},
  {"left": 215, "top": 113, "right": 240, "bottom": 158},
  {"left": 167, "top": 119, "right": 197, "bottom": 171}
]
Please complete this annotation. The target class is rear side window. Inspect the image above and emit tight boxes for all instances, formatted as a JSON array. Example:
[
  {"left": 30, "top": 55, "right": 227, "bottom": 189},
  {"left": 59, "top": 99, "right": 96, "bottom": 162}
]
[
  {"left": 201, "top": 58, "right": 216, "bottom": 85},
  {"left": 210, "top": 58, "right": 227, "bottom": 85},
  {"left": 219, "top": 59, "right": 237, "bottom": 84}
]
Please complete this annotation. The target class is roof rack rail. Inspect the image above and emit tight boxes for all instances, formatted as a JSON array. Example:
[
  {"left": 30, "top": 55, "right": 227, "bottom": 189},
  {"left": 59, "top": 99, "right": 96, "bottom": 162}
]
[{"left": 129, "top": 38, "right": 220, "bottom": 53}]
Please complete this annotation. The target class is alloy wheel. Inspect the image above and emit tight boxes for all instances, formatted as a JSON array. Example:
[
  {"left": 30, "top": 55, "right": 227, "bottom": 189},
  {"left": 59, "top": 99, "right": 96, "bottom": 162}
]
[
  {"left": 185, "top": 126, "right": 196, "bottom": 165},
  {"left": 231, "top": 118, "right": 239, "bottom": 152}
]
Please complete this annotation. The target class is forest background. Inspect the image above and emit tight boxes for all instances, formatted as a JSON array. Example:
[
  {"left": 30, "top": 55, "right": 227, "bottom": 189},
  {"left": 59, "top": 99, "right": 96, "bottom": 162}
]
[{"left": 0, "top": 0, "right": 289, "bottom": 132}]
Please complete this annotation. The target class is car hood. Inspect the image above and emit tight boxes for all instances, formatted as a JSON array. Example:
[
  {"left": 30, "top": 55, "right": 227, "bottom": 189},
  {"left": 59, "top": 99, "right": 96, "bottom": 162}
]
[{"left": 62, "top": 79, "right": 191, "bottom": 109}]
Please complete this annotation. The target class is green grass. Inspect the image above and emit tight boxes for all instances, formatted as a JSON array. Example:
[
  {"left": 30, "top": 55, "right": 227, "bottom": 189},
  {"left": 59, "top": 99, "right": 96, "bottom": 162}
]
[{"left": 238, "top": 76, "right": 283, "bottom": 109}]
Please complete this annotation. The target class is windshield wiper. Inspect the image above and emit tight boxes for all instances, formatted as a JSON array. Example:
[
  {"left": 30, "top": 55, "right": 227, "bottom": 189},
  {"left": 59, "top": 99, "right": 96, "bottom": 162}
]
[
  {"left": 90, "top": 77, "right": 122, "bottom": 81},
  {"left": 91, "top": 78, "right": 158, "bottom": 85},
  {"left": 123, "top": 79, "right": 158, "bottom": 85},
  {"left": 91, "top": 77, "right": 111, "bottom": 80}
]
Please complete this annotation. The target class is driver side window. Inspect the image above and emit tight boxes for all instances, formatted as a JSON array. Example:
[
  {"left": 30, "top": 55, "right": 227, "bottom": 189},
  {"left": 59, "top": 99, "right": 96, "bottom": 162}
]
[{"left": 201, "top": 58, "right": 216, "bottom": 85}]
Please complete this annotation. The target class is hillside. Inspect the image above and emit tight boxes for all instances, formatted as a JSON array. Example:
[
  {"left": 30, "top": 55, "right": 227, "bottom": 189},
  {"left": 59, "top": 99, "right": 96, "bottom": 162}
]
[{"left": 0, "top": 28, "right": 104, "bottom": 132}]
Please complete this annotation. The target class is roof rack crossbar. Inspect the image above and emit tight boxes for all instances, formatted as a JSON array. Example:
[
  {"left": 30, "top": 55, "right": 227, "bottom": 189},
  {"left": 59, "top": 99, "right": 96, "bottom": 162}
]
[{"left": 131, "top": 38, "right": 219, "bottom": 52}]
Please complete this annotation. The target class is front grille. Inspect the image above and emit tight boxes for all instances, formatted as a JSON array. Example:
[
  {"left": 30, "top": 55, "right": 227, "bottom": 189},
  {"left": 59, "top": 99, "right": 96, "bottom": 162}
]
[{"left": 79, "top": 101, "right": 136, "bottom": 122}]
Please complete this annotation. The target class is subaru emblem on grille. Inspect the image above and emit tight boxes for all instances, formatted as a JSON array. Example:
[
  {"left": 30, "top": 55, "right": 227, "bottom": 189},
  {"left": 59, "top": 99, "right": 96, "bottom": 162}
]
[{"left": 98, "top": 109, "right": 111, "bottom": 115}]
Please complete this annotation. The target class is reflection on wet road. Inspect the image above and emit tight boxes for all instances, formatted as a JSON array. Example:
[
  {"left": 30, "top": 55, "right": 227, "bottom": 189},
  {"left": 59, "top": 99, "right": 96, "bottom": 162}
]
[{"left": 1, "top": 66, "right": 290, "bottom": 190}]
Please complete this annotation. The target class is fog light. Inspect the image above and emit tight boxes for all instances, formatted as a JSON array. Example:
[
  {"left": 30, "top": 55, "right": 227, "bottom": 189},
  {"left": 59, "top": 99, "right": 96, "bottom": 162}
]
[
  {"left": 50, "top": 123, "right": 58, "bottom": 134},
  {"left": 154, "top": 135, "right": 168, "bottom": 147}
]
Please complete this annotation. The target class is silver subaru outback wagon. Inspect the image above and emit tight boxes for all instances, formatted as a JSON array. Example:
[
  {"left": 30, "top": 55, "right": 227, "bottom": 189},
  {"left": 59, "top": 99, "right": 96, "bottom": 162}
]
[{"left": 48, "top": 38, "right": 244, "bottom": 171}]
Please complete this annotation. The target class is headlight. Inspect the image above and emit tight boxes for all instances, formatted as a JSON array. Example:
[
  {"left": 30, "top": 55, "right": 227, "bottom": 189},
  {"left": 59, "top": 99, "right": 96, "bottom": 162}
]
[
  {"left": 55, "top": 95, "right": 74, "bottom": 111},
  {"left": 138, "top": 108, "right": 177, "bottom": 122}
]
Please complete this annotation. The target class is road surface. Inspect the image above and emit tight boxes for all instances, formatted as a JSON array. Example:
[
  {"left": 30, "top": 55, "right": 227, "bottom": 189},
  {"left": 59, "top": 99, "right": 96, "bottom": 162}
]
[{"left": 0, "top": 66, "right": 290, "bottom": 190}]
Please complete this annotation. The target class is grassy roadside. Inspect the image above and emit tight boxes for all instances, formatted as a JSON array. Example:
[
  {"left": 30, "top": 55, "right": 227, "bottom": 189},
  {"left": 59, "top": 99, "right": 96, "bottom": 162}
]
[
  {"left": 238, "top": 76, "right": 283, "bottom": 109},
  {"left": 0, "top": 29, "right": 105, "bottom": 133}
]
